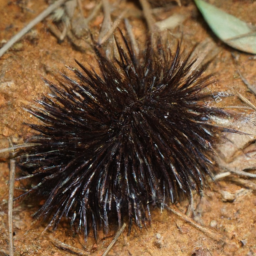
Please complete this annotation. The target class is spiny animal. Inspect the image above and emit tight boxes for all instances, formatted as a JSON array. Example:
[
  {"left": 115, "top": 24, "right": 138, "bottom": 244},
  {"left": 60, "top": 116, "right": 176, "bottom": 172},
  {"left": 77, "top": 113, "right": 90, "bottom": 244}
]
[{"left": 18, "top": 33, "right": 232, "bottom": 239}]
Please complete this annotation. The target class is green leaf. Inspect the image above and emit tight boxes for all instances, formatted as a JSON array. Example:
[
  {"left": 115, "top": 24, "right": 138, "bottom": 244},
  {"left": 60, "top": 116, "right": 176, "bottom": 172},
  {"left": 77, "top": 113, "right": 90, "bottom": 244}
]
[{"left": 194, "top": 0, "right": 256, "bottom": 54}]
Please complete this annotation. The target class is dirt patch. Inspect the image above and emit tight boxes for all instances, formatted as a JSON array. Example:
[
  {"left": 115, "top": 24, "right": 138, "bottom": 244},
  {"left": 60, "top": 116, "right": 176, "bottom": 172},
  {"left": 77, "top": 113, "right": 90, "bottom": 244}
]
[{"left": 1, "top": 1, "right": 256, "bottom": 256}]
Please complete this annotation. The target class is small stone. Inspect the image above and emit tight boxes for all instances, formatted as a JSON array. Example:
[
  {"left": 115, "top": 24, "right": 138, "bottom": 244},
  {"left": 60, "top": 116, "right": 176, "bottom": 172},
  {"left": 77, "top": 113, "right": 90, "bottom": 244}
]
[
  {"left": 12, "top": 42, "right": 24, "bottom": 51},
  {"left": 156, "top": 233, "right": 161, "bottom": 239},
  {"left": 154, "top": 233, "right": 164, "bottom": 248},
  {"left": 221, "top": 190, "right": 236, "bottom": 202},
  {"left": 240, "top": 240, "right": 247, "bottom": 247},
  {"left": 25, "top": 29, "right": 38, "bottom": 44},
  {"left": 221, "top": 206, "right": 231, "bottom": 218},
  {"left": 210, "top": 220, "right": 217, "bottom": 228}
]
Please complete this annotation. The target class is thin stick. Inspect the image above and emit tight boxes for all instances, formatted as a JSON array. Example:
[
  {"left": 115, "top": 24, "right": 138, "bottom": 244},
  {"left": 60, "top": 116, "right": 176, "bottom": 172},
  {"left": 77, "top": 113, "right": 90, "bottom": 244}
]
[
  {"left": 8, "top": 159, "right": 16, "bottom": 256},
  {"left": 0, "top": 249, "right": 9, "bottom": 255},
  {"left": 98, "top": 0, "right": 112, "bottom": 44},
  {"left": 228, "top": 176, "right": 256, "bottom": 190},
  {"left": 165, "top": 205, "right": 227, "bottom": 243},
  {"left": 175, "top": 0, "right": 182, "bottom": 6},
  {"left": 213, "top": 172, "right": 231, "bottom": 181},
  {"left": 0, "top": 143, "right": 39, "bottom": 154},
  {"left": 124, "top": 18, "right": 139, "bottom": 56},
  {"left": 99, "top": 10, "right": 127, "bottom": 45},
  {"left": 221, "top": 106, "right": 251, "bottom": 109},
  {"left": 47, "top": 22, "right": 62, "bottom": 39},
  {"left": 85, "top": 2, "right": 103, "bottom": 23},
  {"left": 0, "top": 0, "right": 68, "bottom": 58},
  {"left": 237, "top": 92, "right": 256, "bottom": 111},
  {"left": 139, "top": 0, "right": 156, "bottom": 31},
  {"left": 227, "top": 168, "right": 256, "bottom": 178},
  {"left": 237, "top": 70, "right": 256, "bottom": 95},
  {"left": 49, "top": 235, "right": 90, "bottom": 255},
  {"left": 102, "top": 223, "right": 126, "bottom": 256}
]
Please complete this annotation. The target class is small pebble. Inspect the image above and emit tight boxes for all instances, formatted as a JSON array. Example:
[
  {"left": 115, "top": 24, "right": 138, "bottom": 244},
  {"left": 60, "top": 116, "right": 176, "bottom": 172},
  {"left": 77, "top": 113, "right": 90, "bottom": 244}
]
[
  {"left": 12, "top": 42, "right": 24, "bottom": 51},
  {"left": 210, "top": 220, "right": 217, "bottom": 228},
  {"left": 240, "top": 240, "right": 247, "bottom": 247},
  {"left": 221, "top": 190, "right": 236, "bottom": 202},
  {"left": 154, "top": 233, "right": 163, "bottom": 248},
  {"left": 156, "top": 233, "right": 161, "bottom": 239}
]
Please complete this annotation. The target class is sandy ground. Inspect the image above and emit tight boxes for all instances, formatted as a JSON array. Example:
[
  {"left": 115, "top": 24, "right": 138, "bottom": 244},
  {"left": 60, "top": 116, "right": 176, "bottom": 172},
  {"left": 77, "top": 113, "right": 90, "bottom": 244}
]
[{"left": 1, "top": 0, "right": 256, "bottom": 255}]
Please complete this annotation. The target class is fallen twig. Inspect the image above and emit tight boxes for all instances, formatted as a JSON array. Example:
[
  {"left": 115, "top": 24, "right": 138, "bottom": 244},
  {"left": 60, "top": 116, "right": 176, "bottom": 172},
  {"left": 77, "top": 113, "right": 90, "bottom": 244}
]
[
  {"left": 0, "top": 0, "right": 68, "bottom": 58},
  {"left": 0, "top": 248, "right": 9, "bottom": 255},
  {"left": 46, "top": 22, "right": 89, "bottom": 51},
  {"left": 85, "top": 1, "right": 103, "bottom": 23},
  {"left": 98, "top": 0, "right": 112, "bottom": 43},
  {"left": 8, "top": 159, "right": 16, "bottom": 256},
  {"left": 124, "top": 18, "right": 139, "bottom": 56},
  {"left": 99, "top": 10, "right": 127, "bottom": 45},
  {"left": 237, "top": 92, "right": 256, "bottom": 111},
  {"left": 165, "top": 205, "right": 227, "bottom": 243},
  {"left": 228, "top": 176, "right": 256, "bottom": 190},
  {"left": 221, "top": 166, "right": 256, "bottom": 178},
  {"left": 102, "top": 223, "right": 126, "bottom": 256},
  {"left": 237, "top": 70, "right": 256, "bottom": 95},
  {"left": 213, "top": 172, "right": 231, "bottom": 181},
  {"left": 49, "top": 234, "right": 90, "bottom": 255},
  {"left": 214, "top": 171, "right": 256, "bottom": 187},
  {"left": 0, "top": 143, "right": 39, "bottom": 154},
  {"left": 139, "top": 0, "right": 156, "bottom": 31},
  {"left": 98, "top": 0, "right": 117, "bottom": 59}
]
